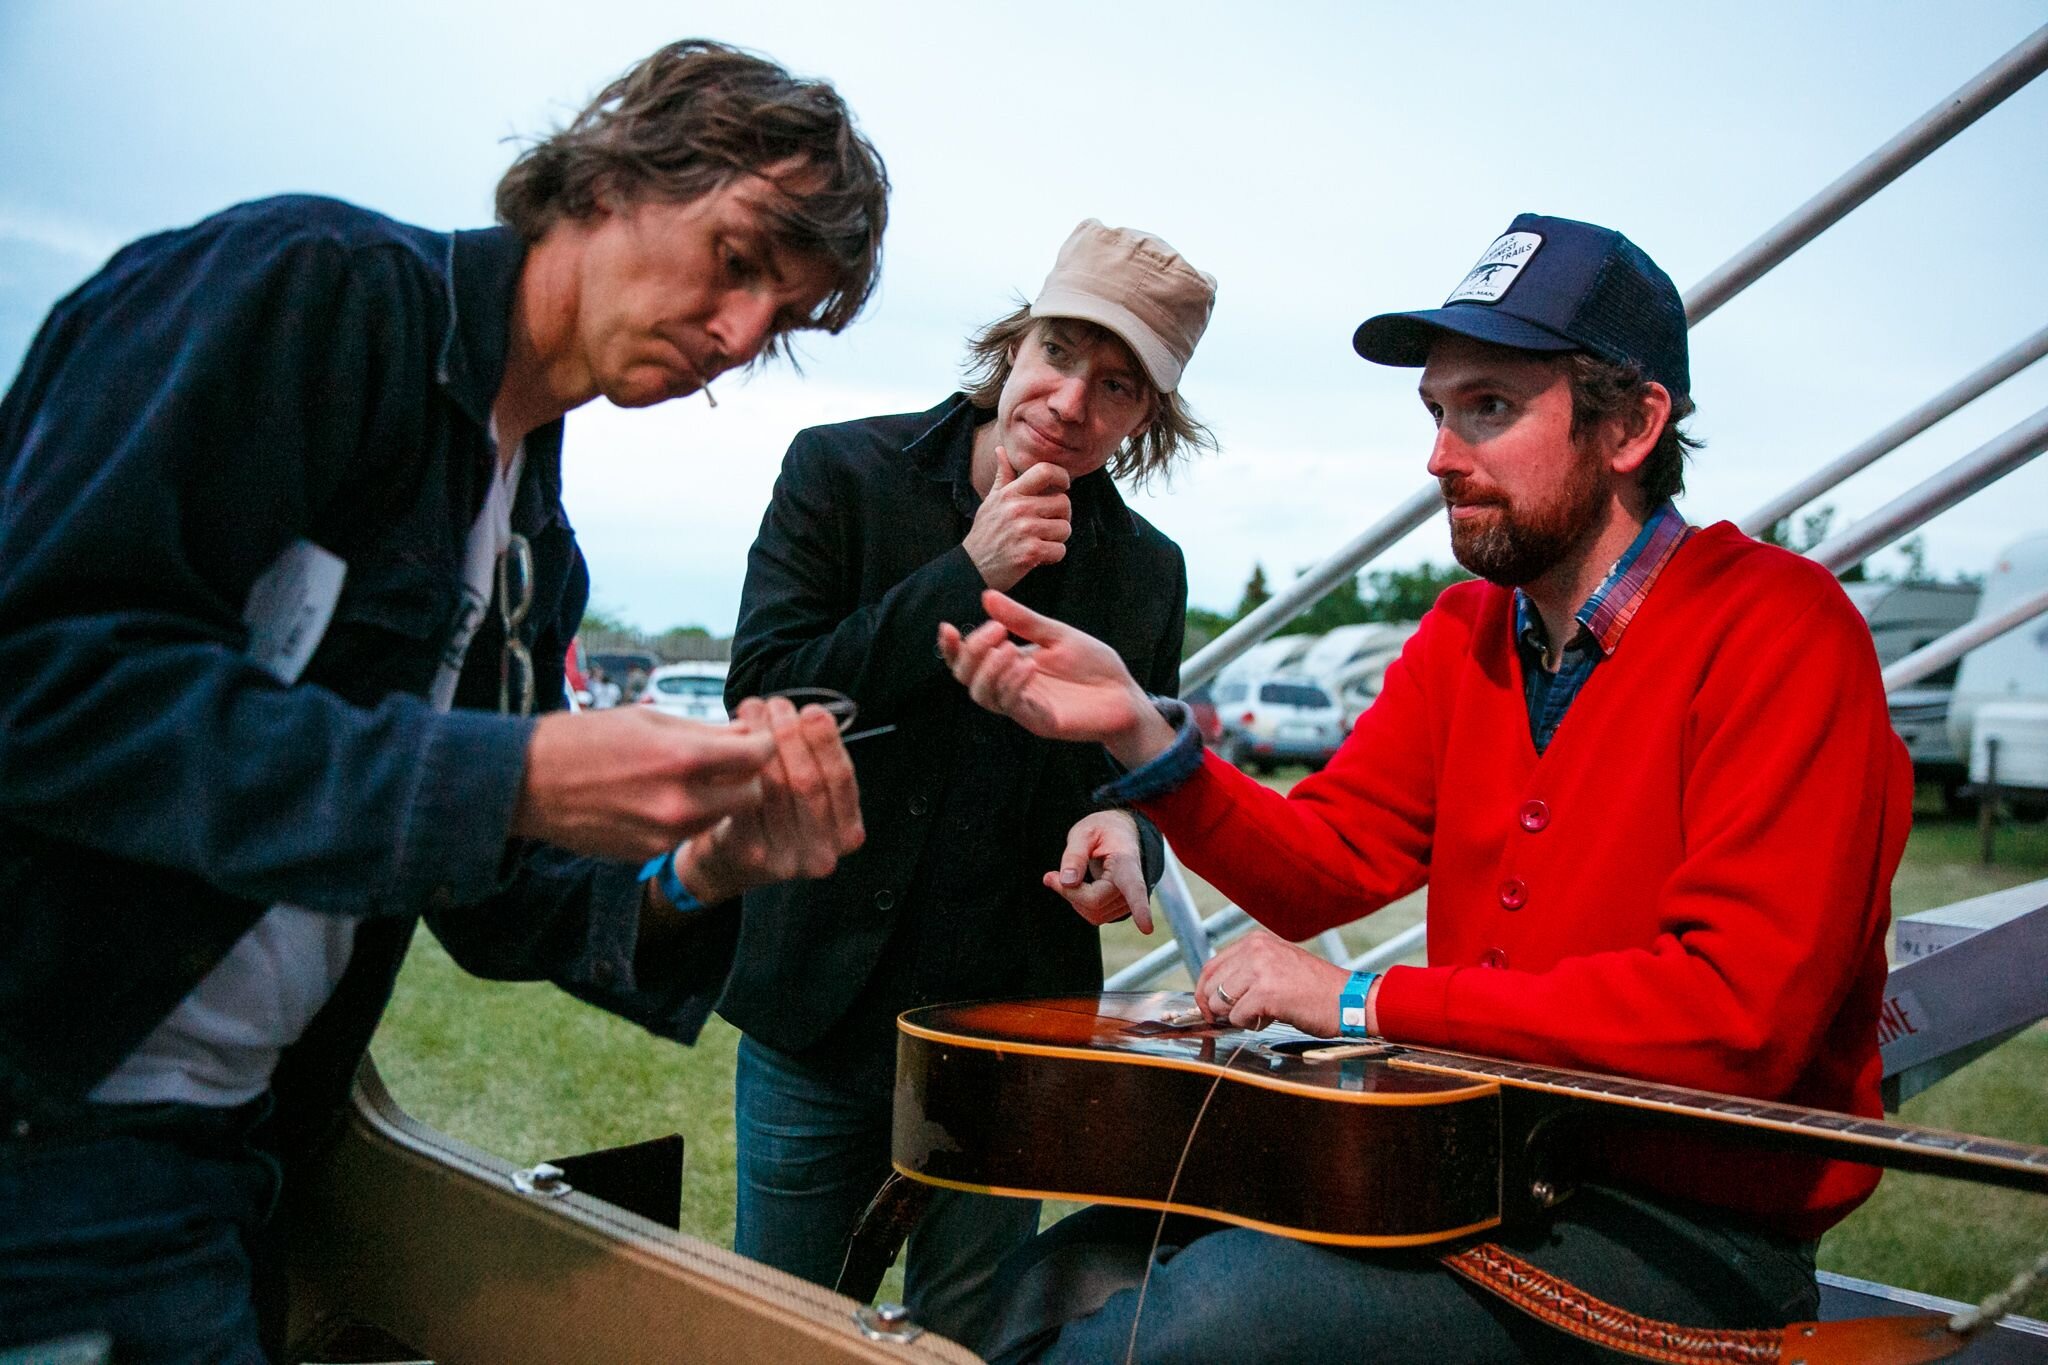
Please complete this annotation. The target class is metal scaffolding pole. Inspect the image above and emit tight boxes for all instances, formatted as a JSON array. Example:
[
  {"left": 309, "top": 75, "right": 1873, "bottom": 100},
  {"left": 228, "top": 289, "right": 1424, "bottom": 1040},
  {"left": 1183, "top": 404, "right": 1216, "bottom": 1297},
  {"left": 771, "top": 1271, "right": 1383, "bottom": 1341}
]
[
  {"left": 1881, "top": 586, "right": 2048, "bottom": 694},
  {"left": 1806, "top": 407, "right": 2048, "bottom": 575},
  {"left": 1131, "top": 29, "right": 2048, "bottom": 999},
  {"left": 1685, "top": 25, "right": 2048, "bottom": 325},
  {"left": 1172, "top": 29, "right": 2048, "bottom": 696},
  {"left": 1179, "top": 485, "right": 1440, "bottom": 691},
  {"left": 1740, "top": 325, "right": 2048, "bottom": 537}
]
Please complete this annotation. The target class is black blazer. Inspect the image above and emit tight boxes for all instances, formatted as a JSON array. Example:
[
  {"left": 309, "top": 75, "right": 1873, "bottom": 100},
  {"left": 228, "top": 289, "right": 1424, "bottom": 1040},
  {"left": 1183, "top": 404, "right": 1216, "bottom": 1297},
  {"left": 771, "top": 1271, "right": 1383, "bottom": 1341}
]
[{"left": 720, "top": 395, "right": 1186, "bottom": 1058}]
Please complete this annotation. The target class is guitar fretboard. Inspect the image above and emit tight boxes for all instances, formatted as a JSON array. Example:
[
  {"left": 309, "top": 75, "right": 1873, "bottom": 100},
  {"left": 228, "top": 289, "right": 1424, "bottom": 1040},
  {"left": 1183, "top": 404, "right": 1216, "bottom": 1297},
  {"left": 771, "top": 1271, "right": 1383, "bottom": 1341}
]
[{"left": 1393, "top": 1047, "right": 2048, "bottom": 1191}]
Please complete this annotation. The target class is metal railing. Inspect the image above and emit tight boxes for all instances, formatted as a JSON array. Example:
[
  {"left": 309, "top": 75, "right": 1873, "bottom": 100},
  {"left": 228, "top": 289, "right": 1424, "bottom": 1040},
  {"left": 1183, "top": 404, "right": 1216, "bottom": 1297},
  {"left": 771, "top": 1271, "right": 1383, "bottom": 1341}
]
[
  {"left": 1882, "top": 586, "right": 2048, "bottom": 694},
  {"left": 1805, "top": 407, "right": 2048, "bottom": 576},
  {"left": 1682, "top": 25, "right": 2048, "bottom": 325},
  {"left": 1123, "top": 24, "right": 2048, "bottom": 991},
  {"left": 1739, "top": 326, "right": 2048, "bottom": 539}
]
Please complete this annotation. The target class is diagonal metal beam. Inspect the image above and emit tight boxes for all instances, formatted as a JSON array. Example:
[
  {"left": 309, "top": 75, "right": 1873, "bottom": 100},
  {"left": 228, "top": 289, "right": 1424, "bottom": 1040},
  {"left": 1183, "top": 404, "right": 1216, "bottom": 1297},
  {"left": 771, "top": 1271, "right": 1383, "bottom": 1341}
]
[{"left": 1686, "top": 24, "right": 2048, "bottom": 324}]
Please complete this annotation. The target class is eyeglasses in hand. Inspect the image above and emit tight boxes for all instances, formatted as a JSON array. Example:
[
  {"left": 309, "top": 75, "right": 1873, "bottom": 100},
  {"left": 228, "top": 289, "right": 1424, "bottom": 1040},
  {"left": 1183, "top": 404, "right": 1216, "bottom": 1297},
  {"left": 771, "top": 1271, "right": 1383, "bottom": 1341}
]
[{"left": 761, "top": 686, "right": 895, "bottom": 744}]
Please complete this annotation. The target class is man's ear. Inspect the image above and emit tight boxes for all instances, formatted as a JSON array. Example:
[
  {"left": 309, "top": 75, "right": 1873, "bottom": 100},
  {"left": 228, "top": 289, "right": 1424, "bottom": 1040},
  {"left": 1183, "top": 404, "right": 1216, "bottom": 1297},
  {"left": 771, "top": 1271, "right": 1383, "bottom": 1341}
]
[{"left": 1607, "top": 381, "right": 1672, "bottom": 477}]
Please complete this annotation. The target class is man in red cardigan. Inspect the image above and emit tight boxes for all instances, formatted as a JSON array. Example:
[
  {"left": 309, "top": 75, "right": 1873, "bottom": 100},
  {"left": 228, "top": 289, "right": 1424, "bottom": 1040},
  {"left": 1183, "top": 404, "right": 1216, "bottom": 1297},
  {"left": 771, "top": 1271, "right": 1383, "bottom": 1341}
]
[{"left": 940, "top": 213, "right": 1914, "bottom": 1364}]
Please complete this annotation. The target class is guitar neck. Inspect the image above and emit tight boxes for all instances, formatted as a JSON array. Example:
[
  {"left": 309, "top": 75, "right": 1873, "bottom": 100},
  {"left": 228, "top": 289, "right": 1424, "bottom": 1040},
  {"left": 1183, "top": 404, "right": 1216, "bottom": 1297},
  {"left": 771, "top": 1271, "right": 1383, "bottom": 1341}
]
[{"left": 1390, "top": 1046, "right": 2048, "bottom": 1196}]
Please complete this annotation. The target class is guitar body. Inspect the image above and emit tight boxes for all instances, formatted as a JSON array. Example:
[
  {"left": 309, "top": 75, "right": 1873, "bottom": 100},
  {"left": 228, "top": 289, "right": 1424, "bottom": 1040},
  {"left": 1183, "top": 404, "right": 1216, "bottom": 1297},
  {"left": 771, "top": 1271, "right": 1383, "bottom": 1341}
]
[
  {"left": 893, "top": 993, "right": 1506, "bottom": 1246},
  {"left": 894, "top": 991, "right": 2048, "bottom": 1254}
]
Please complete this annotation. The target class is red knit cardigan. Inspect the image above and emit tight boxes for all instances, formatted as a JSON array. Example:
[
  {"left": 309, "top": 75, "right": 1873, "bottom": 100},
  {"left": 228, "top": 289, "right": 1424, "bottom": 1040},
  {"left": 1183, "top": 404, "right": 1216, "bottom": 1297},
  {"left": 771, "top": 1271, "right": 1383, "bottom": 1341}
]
[{"left": 1144, "top": 523, "right": 1913, "bottom": 1237}]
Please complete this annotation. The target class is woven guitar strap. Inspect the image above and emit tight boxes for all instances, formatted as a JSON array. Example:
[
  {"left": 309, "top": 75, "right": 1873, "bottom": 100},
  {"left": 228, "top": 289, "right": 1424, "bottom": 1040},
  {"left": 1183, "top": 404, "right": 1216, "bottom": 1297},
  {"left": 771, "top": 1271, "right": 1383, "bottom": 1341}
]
[{"left": 1439, "top": 1241, "right": 1966, "bottom": 1365}]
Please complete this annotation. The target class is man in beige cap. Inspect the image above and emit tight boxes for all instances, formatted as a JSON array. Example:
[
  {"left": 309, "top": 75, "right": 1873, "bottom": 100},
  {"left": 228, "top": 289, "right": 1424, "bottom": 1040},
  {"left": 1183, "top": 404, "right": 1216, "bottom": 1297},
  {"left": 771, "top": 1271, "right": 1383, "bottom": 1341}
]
[{"left": 719, "top": 219, "right": 1216, "bottom": 1345}]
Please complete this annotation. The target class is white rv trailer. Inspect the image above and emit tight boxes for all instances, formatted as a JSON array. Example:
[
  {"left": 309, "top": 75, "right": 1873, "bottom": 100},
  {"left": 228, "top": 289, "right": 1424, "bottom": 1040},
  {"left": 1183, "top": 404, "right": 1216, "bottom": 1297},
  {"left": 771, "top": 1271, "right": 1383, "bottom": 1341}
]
[{"left": 1946, "top": 533, "right": 2048, "bottom": 800}]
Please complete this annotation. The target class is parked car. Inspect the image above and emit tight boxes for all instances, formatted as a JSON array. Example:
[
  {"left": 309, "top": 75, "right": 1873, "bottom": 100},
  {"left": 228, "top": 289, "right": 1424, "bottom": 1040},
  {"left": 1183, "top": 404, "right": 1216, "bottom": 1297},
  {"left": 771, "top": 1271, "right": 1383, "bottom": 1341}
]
[
  {"left": 1842, "top": 580, "right": 1981, "bottom": 671},
  {"left": 637, "top": 661, "right": 731, "bottom": 724},
  {"left": 1888, "top": 686, "right": 1967, "bottom": 801},
  {"left": 1842, "top": 581, "right": 1980, "bottom": 800},
  {"left": 1213, "top": 674, "right": 1345, "bottom": 774},
  {"left": 564, "top": 638, "right": 591, "bottom": 709},
  {"left": 586, "top": 649, "right": 660, "bottom": 701},
  {"left": 1182, "top": 682, "right": 1225, "bottom": 746},
  {"left": 1317, "top": 623, "right": 1420, "bottom": 729}
]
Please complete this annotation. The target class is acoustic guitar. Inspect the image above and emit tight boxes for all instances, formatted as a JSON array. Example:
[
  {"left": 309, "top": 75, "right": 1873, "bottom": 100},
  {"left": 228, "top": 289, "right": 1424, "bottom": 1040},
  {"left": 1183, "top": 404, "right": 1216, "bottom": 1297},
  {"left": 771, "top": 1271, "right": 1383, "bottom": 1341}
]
[{"left": 891, "top": 992, "right": 2048, "bottom": 1249}]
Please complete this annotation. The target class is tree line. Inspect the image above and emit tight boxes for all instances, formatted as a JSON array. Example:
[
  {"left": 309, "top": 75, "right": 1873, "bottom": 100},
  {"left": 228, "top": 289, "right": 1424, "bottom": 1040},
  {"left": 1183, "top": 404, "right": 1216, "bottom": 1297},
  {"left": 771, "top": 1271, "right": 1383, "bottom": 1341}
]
[{"left": 1183, "top": 561, "right": 1474, "bottom": 660}]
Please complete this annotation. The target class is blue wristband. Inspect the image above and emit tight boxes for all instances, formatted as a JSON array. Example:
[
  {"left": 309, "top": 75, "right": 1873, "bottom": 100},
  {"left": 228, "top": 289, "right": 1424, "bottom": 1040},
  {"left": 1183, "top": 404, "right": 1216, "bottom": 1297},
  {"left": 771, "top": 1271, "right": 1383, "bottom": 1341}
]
[
  {"left": 1338, "top": 969, "right": 1379, "bottom": 1038},
  {"left": 638, "top": 847, "right": 702, "bottom": 914}
]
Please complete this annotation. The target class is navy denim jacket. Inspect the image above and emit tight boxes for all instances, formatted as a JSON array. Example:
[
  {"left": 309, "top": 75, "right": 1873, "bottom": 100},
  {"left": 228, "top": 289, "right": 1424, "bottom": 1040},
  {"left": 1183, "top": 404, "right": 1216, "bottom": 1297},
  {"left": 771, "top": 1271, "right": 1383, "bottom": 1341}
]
[{"left": 0, "top": 197, "right": 728, "bottom": 1124}]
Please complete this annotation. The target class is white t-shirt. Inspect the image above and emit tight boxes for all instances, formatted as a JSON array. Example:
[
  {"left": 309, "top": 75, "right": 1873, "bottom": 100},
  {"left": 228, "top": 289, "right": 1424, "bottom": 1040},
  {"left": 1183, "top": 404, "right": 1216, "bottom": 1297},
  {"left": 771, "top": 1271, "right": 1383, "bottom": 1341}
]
[{"left": 92, "top": 446, "right": 525, "bottom": 1107}]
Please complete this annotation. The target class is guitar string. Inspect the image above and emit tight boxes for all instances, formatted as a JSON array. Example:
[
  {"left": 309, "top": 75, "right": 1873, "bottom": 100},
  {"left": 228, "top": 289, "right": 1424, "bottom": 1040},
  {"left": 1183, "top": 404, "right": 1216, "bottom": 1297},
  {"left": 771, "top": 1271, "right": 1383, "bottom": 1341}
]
[
  {"left": 1108, "top": 1027, "right": 2048, "bottom": 1358},
  {"left": 1123, "top": 1031, "right": 1259, "bottom": 1365}
]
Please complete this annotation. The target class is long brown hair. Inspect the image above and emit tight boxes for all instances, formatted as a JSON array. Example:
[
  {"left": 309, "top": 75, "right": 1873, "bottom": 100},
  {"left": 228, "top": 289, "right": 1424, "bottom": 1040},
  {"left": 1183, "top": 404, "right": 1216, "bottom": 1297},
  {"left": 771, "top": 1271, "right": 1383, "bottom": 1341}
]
[{"left": 496, "top": 40, "right": 889, "bottom": 350}]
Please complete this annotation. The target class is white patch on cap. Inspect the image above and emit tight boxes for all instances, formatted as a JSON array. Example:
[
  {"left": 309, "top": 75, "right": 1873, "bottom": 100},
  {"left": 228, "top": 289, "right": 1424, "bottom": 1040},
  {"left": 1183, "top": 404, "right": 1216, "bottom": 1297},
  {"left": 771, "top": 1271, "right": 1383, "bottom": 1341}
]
[{"left": 1444, "top": 231, "right": 1544, "bottom": 305}]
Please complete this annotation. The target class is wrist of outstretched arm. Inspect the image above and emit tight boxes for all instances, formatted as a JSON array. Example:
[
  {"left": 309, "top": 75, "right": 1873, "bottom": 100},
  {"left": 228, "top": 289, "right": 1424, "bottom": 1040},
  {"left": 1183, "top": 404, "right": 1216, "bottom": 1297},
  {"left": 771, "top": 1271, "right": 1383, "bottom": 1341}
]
[
  {"left": 1092, "top": 697, "right": 1204, "bottom": 808},
  {"left": 1103, "top": 685, "right": 1177, "bottom": 768}
]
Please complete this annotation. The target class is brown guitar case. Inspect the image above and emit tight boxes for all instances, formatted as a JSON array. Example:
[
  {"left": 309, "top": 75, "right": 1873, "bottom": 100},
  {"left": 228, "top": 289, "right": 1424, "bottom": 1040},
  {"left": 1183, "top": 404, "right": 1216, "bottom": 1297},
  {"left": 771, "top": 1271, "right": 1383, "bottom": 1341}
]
[{"left": 282, "top": 1057, "right": 981, "bottom": 1365}]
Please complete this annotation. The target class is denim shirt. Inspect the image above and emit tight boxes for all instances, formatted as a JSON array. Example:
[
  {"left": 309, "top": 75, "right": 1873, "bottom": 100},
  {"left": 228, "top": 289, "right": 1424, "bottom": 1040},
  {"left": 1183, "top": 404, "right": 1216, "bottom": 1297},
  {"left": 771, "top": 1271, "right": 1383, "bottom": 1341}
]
[{"left": 0, "top": 197, "right": 715, "bottom": 1112}]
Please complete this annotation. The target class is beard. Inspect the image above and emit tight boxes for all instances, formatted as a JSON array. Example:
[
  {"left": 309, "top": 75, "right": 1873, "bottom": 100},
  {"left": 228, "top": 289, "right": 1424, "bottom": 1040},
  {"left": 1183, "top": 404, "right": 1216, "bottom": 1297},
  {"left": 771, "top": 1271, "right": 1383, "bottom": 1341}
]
[{"left": 1442, "top": 448, "right": 1606, "bottom": 587}]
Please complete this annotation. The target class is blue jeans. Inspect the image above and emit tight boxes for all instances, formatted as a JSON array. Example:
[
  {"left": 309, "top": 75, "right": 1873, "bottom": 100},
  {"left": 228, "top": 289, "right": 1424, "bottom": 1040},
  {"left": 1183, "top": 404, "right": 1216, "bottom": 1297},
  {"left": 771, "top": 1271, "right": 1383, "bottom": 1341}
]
[
  {"left": 733, "top": 1034, "right": 1041, "bottom": 1349},
  {"left": 0, "top": 1101, "right": 277, "bottom": 1365},
  {"left": 984, "top": 1186, "right": 1820, "bottom": 1364}
]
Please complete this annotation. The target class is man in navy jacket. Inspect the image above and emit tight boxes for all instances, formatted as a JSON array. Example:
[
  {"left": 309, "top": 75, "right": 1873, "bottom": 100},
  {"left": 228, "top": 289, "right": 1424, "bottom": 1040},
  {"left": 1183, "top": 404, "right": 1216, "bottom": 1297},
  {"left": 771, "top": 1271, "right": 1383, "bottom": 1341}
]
[{"left": 0, "top": 40, "right": 885, "bottom": 1361}]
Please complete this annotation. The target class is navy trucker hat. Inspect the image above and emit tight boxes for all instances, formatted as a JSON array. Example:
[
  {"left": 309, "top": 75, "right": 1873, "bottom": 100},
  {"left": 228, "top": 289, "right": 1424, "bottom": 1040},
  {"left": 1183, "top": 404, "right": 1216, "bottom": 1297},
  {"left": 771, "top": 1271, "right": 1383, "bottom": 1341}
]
[{"left": 1352, "top": 213, "right": 1690, "bottom": 401}]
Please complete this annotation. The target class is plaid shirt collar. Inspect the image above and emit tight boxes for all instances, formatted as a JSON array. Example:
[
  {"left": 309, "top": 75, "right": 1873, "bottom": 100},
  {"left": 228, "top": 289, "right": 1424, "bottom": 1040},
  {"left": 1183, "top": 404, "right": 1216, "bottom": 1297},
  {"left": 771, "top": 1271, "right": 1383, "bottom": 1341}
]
[{"left": 1515, "top": 499, "right": 1693, "bottom": 662}]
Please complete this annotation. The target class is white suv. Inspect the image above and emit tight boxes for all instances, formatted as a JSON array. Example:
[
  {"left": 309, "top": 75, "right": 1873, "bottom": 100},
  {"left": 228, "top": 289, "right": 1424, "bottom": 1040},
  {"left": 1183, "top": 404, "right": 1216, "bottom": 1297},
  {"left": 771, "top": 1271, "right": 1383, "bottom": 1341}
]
[
  {"left": 1213, "top": 674, "right": 1346, "bottom": 774},
  {"left": 637, "top": 661, "right": 731, "bottom": 724}
]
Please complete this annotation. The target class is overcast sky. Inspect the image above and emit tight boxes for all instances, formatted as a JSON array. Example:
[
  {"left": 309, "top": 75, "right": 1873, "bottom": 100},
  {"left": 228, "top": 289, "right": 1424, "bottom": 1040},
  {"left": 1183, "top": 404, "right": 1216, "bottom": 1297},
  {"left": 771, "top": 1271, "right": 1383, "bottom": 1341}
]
[{"left": 3, "top": 2, "right": 2043, "bottom": 632}]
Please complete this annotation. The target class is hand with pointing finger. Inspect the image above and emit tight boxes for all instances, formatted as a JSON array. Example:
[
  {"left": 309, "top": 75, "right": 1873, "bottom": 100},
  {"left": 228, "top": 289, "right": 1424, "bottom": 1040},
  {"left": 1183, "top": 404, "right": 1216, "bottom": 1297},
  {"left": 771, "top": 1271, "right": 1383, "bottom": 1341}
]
[
  {"left": 962, "top": 444, "right": 1072, "bottom": 591},
  {"left": 1047, "top": 810, "right": 1154, "bottom": 933}
]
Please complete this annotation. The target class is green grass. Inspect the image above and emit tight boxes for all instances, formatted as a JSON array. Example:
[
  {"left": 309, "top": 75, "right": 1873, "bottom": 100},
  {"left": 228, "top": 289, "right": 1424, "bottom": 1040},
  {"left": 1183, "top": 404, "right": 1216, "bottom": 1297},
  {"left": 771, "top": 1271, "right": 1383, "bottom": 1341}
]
[
  {"left": 370, "top": 777, "right": 2048, "bottom": 1321},
  {"left": 1818, "top": 789, "right": 2048, "bottom": 1319}
]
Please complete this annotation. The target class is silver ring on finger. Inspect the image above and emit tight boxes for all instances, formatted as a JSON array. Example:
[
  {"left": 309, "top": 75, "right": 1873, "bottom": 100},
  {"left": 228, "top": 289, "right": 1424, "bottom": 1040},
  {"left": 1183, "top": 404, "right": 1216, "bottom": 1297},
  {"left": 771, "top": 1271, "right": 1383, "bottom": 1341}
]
[{"left": 1215, "top": 985, "right": 1237, "bottom": 1008}]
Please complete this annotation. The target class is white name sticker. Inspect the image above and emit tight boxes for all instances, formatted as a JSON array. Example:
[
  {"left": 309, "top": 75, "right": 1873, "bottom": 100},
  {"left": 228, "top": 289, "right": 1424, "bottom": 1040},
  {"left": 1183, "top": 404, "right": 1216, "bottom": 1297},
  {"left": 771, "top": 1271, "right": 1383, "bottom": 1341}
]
[
  {"left": 1445, "top": 231, "right": 1544, "bottom": 305},
  {"left": 243, "top": 539, "right": 347, "bottom": 685}
]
